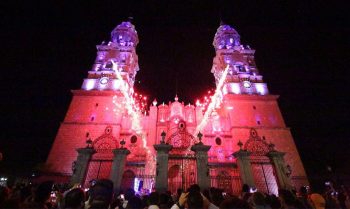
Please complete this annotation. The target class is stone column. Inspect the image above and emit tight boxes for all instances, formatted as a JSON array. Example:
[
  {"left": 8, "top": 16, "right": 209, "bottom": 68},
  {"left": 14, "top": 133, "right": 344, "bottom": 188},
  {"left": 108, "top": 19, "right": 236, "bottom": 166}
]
[
  {"left": 70, "top": 147, "right": 96, "bottom": 185},
  {"left": 154, "top": 142, "right": 173, "bottom": 193},
  {"left": 233, "top": 146, "right": 255, "bottom": 187},
  {"left": 268, "top": 150, "right": 292, "bottom": 189},
  {"left": 191, "top": 133, "right": 211, "bottom": 190},
  {"left": 110, "top": 148, "right": 130, "bottom": 192}
]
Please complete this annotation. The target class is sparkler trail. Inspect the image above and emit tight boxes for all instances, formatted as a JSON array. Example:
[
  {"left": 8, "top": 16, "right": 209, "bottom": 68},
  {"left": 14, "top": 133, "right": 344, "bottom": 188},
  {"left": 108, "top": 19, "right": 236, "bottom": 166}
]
[
  {"left": 111, "top": 61, "right": 228, "bottom": 176},
  {"left": 177, "top": 64, "right": 230, "bottom": 170},
  {"left": 194, "top": 64, "right": 230, "bottom": 136},
  {"left": 111, "top": 61, "right": 155, "bottom": 173}
]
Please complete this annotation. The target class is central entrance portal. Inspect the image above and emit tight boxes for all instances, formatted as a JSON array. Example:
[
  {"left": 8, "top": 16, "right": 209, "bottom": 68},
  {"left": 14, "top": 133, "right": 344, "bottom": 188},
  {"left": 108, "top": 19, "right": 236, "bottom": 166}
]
[
  {"left": 168, "top": 155, "right": 197, "bottom": 194},
  {"left": 251, "top": 161, "right": 278, "bottom": 195},
  {"left": 83, "top": 159, "right": 113, "bottom": 188}
]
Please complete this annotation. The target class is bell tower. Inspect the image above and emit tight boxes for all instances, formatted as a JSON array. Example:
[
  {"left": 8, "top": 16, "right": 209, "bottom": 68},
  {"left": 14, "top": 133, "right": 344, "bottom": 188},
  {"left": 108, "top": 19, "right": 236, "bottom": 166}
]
[
  {"left": 211, "top": 24, "right": 269, "bottom": 95},
  {"left": 46, "top": 21, "right": 141, "bottom": 175},
  {"left": 82, "top": 21, "right": 139, "bottom": 91},
  {"left": 209, "top": 23, "right": 308, "bottom": 191}
]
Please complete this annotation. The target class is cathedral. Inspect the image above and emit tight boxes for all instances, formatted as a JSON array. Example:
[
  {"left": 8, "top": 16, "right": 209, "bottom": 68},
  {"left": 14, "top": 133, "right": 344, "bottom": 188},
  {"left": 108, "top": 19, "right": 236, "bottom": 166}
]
[{"left": 46, "top": 21, "right": 308, "bottom": 195}]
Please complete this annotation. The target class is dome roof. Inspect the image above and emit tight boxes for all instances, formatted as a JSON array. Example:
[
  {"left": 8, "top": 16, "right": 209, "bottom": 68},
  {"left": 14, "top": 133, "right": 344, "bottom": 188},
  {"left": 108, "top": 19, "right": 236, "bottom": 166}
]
[
  {"left": 213, "top": 24, "right": 240, "bottom": 50},
  {"left": 111, "top": 21, "right": 139, "bottom": 47}
]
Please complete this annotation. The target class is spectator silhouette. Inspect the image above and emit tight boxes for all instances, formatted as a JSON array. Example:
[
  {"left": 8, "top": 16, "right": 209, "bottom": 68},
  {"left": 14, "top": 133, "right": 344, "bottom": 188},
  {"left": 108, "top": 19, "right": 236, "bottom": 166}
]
[
  {"left": 64, "top": 188, "right": 85, "bottom": 209},
  {"left": 88, "top": 179, "right": 114, "bottom": 209}
]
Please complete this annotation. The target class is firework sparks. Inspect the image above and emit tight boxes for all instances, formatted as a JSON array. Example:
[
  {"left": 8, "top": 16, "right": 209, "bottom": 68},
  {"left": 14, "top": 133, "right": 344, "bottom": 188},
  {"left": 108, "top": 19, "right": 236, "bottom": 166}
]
[
  {"left": 111, "top": 61, "right": 154, "bottom": 173},
  {"left": 195, "top": 64, "right": 230, "bottom": 137},
  {"left": 195, "top": 89, "right": 215, "bottom": 114},
  {"left": 180, "top": 64, "right": 230, "bottom": 168}
]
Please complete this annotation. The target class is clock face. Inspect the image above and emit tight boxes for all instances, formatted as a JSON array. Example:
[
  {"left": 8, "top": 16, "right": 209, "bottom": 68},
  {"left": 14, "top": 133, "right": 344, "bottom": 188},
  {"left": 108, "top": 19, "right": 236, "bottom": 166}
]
[
  {"left": 243, "top": 81, "right": 251, "bottom": 88},
  {"left": 99, "top": 77, "right": 109, "bottom": 85}
]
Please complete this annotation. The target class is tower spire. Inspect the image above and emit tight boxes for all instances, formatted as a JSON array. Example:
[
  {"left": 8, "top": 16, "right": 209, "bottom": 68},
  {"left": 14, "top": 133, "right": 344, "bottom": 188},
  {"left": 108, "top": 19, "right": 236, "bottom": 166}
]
[
  {"left": 219, "top": 19, "right": 225, "bottom": 26},
  {"left": 211, "top": 23, "right": 269, "bottom": 95},
  {"left": 82, "top": 21, "right": 140, "bottom": 91}
]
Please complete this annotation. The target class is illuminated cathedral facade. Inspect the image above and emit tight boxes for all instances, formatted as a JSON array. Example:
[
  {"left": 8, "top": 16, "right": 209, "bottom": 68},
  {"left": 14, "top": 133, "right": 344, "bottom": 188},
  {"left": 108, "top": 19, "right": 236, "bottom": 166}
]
[{"left": 46, "top": 21, "right": 308, "bottom": 195}]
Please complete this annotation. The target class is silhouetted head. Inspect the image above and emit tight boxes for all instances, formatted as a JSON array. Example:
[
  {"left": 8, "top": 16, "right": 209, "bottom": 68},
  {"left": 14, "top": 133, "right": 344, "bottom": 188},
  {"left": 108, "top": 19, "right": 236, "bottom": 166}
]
[
  {"left": 89, "top": 179, "right": 114, "bottom": 208},
  {"left": 267, "top": 194, "right": 281, "bottom": 209},
  {"left": 149, "top": 192, "right": 159, "bottom": 206},
  {"left": 188, "top": 184, "right": 200, "bottom": 193},
  {"left": 186, "top": 190, "right": 203, "bottom": 209},
  {"left": 176, "top": 188, "right": 183, "bottom": 198},
  {"left": 35, "top": 181, "right": 53, "bottom": 203},
  {"left": 210, "top": 187, "right": 224, "bottom": 207},
  {"left": 124, "top": 188, "right": 135, "bottom": 201},
  {"left": 242, "top": 184, "right": 250, "bottom": 193},
  {"left": 279, "top": 189, "right": 296, "bottom": 206},
  {"left": 64, "top": 188, "right": 85, "bottom": 209},
  {"left": 220, "top": 196, "right": 250, "bottom": 209},
  {"left": 126, "top": 195, "right": 143, "bottom": 209},
  {"left": 159, "top": 193, "right": 168, "bottom": 205},
  {"left": 251, "top": 192, "right": 266, "bottom": 206}
]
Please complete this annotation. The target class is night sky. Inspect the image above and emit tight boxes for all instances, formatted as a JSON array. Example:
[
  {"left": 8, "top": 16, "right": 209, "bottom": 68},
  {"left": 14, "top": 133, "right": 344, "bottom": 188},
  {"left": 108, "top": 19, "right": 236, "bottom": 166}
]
[{"left": 1, "top": 1, "right": 349, "bottom": 184}]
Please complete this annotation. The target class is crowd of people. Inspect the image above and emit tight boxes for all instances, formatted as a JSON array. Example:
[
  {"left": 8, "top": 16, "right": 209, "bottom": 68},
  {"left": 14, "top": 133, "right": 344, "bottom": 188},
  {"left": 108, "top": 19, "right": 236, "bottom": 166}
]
[{"left": 0, "top": 179, "right": 349, "bottom": 209}]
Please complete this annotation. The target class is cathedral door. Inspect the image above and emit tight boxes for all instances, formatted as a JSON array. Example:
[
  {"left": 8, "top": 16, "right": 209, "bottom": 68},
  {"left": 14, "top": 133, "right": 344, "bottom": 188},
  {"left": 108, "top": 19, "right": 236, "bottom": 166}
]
[
  {"left": 168, "top": 156, "right": 197, "bottom": 194},
  {"left": 209, "top": 167, "right": 242, "bottom": 195},
  {"left": 83, "top": 126, "right": 117, "bottom": 188},
  {"left": 251, "top": 162, "right": 278, "bottom": 195},
  {"left": 243, "top": 128, "right": 279, "bottom": 195},
  {"left": 217, "top": 171, "right": 233, "bottom": 194},
  {"left": 83, "top": 159, "right": 113, "bottom": 188},
  {"left": 120, "top": 170, "right": 136, "bottom": 192}
]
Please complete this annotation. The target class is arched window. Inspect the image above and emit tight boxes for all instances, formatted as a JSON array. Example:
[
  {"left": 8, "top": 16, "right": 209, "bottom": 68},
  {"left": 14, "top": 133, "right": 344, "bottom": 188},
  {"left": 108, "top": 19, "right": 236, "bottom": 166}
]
[
  {"left": 130, "top": 135, "right": 137, "bottom": 144},
  {"left": 215, "top": 137, "right": 222, "bottom": 145}
]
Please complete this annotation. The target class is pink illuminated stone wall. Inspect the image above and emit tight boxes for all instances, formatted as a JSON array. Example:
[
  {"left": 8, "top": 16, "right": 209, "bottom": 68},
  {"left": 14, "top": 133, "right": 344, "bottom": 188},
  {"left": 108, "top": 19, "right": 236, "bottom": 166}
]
[{"left": 46, "top": 91, "right": 308, "bottom": 187}]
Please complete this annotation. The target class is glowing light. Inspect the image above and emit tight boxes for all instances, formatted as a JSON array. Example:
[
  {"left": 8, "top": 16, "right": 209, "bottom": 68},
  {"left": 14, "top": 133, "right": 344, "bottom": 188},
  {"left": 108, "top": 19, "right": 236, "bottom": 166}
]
[
  {"left": 152, "top": 99, "right": 157, "bottom": 106},
  {"left": 195, "top": 89, "right": 215, "bottom": 113},
  {"left": 83, "top": 79, "right": 95, "bottom": 90},
  {"left": 134, "top": 177, "right": 141, "bottom": 192},
  {"left": 224, "top": 83, "right": 241, "bottom": 94},
  {"left": 255, "top": 83, "right": 267, "bottom": 95}
]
